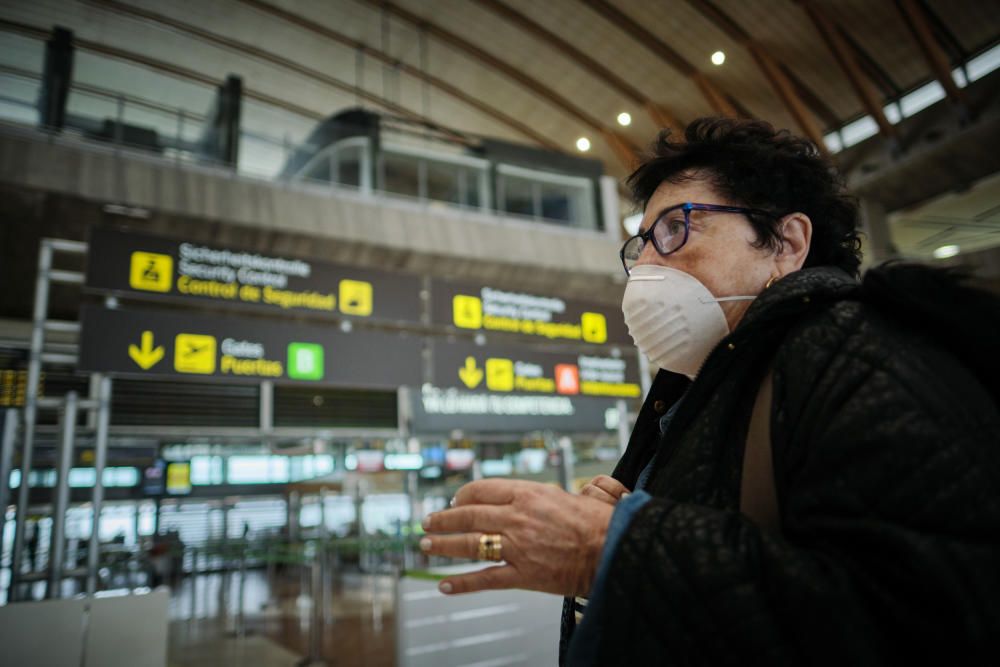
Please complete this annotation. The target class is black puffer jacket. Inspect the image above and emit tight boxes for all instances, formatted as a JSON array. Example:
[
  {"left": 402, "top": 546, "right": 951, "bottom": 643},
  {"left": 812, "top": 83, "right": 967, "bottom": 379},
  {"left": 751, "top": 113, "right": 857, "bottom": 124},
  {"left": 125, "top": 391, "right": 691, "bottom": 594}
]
[{"left": 563, "top": 265, "right": 1000, "bottom": 665}]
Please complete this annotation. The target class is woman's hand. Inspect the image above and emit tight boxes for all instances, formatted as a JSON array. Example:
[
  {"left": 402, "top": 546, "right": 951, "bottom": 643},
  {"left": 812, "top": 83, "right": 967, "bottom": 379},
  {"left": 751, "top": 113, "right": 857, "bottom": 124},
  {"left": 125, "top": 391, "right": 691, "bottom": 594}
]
[
  {"left": 579, "top": 475, "right": 631, "bottom": 506},
  {"left": 420, "top": 479, "right": 614, "bottom": 597}
]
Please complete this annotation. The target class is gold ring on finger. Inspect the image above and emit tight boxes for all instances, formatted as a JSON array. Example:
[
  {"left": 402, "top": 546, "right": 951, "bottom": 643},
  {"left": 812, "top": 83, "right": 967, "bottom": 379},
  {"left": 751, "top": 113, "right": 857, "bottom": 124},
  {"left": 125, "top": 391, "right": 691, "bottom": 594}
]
[{"left": 477, "top": 533, "right": 503, "bottom": 562}]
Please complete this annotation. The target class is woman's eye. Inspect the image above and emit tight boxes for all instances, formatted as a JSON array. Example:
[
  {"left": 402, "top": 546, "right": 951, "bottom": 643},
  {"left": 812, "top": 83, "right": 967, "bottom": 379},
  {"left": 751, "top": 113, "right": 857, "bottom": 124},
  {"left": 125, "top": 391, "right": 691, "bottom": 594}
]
[{"left": 665, "top": 218, "right": 685, "bottom": 235}]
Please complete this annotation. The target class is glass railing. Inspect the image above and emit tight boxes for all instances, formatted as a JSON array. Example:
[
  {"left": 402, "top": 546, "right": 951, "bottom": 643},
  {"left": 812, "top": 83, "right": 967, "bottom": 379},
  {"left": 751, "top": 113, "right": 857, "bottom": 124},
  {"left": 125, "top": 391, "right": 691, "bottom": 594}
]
[{"left": 0, "top": 28, "right": 604, "bottom": 232}]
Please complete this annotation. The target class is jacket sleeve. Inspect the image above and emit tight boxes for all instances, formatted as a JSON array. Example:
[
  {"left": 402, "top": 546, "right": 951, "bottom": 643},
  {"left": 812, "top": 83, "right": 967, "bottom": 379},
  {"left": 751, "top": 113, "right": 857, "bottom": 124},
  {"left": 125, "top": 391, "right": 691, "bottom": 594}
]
[{"left": 571, "top": 310, "right": 1000, "bottom": 666}]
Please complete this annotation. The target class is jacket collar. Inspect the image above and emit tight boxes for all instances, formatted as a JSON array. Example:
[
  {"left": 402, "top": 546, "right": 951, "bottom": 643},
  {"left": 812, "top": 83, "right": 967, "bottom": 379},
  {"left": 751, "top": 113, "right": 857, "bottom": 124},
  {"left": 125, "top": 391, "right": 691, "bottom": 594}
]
[{"left": 736, "top": 266, "right": 859, "bottom": 332}]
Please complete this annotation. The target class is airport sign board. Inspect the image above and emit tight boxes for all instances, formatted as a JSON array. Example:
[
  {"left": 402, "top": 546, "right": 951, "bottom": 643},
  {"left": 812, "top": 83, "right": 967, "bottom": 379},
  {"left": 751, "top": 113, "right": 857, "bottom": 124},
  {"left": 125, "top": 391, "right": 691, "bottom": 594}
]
[
  {"left": 430, "top": 279, "right": 630, "bottom": 346},
  {"left": 86, "top": 228, "right": 423, "bottom": 323},
  {"left": 409, "top": 386, "right": 622, "bottom": 434},
  {"left": 430, "top": 339, "right": 641, "bottom": 399},
  {"left": 78, "top": 304, "right": 423, "bottom": 388}
]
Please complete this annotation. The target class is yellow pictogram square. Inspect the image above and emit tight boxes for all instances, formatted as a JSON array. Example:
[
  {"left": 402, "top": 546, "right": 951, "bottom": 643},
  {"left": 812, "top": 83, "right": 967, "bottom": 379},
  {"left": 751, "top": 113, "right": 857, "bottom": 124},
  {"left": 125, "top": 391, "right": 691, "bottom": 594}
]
[
  {"left": 129, "top": 251, "right": 173, "bottom": 293},
  {"left": 485, "top": 358, "right": 514, "bottom": 392},
  {"left": 453, "top": 295, "right": 482, "bottom": 329},
  {"left": 174, "top": 334, "right": 217, "bottom": 374},
  {"left": 339, "top": 279, "right": 373, "bottom": 316},
  {"left": 581, "top": 312, "right": 608, "bottom": 344}
]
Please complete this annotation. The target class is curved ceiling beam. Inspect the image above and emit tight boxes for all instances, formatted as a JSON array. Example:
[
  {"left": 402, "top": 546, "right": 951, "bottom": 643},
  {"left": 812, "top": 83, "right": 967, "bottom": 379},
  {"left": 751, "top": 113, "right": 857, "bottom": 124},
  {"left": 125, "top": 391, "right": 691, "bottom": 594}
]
[
  {"left": 577, "top": 0, "right": 740, "bottom": 118},
  {"left": 897, "top": 0, "right": 969, "bottom": 111},
  {"left": 472, "top": 0, "right": 684, "bottom": 136},
  {"left": 798, "top": 0, "right": 899, "bottom": 145},
  {"left": 82, "top": 0, "right": 472, "bottom": 145},
  {"left": 234, "top": 0, "right": 562, "bottom": 150},
  {"left": 687, "top": 0, "right": 829, "bottom": 157},
  {"left": 357, "top": 0, "right": 641, "bottom": 170}
]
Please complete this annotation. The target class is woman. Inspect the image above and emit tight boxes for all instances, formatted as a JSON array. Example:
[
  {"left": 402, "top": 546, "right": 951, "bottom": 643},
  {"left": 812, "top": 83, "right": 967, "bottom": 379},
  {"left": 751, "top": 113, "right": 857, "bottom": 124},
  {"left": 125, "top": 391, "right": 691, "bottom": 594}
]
[{"left": 420, "top": 118, "right": 1000, "bottom": 665}]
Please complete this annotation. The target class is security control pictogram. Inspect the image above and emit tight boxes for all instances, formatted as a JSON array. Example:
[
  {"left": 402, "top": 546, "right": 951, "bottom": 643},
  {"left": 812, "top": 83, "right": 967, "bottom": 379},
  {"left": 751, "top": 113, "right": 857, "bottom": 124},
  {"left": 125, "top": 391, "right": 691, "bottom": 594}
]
[
  {"left": 174, "top": 334, "right": 217, "bottom": 374},
  {"left": 129, "top": 251, "right": 173, "bottom": 293},
  {"left": 452, "top": 295, "right": 483, "bottom": 329}
]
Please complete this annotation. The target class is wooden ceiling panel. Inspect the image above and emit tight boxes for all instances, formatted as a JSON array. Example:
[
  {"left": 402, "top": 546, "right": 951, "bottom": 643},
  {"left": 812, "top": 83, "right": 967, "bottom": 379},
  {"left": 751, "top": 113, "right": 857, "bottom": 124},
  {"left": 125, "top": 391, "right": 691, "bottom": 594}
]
[
  {"left": 717, "top": 0, "right": 860, "bottom": 128},
  {"left": 924, "top": 0, "right": 1000, "bottom": 56},
  {"left": 510, "top": 0, "right": 708, "bottom": 125},
  {"left": 627, "top": 0, "right": 802, "bottom": 133},
  {"left": 820, "top": 0, "right": 932, "bottom": 95}
]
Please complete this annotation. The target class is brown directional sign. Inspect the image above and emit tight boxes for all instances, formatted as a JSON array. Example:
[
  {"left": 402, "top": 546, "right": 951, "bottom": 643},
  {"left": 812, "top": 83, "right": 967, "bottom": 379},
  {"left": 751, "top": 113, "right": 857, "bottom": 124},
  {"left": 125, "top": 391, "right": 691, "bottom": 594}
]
[
  {"left": 430, "top": 339, "right": 641, "bottom": 399},
  {"left": 78, "top": 304, "right": 423, "bottom": 389},
  {"left": 430, "top": 278, "right": 630, "bottom": 346},
  {"left": 86, "top": 228, "right": 423, "bottom": 323}
]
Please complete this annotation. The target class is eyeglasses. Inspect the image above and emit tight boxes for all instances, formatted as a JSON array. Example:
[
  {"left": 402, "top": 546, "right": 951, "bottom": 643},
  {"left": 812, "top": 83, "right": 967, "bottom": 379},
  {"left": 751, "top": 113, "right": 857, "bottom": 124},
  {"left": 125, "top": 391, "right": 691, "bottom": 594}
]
[{"left": 620, "top": 202, "right": 774, "bottom": 274}]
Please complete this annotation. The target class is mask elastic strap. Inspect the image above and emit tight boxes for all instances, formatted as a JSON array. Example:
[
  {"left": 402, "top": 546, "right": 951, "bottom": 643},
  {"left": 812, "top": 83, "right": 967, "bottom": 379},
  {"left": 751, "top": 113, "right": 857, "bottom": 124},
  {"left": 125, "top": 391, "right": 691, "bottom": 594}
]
[{"left": 703, "top": 295, "right": 757, "bottom": 303}]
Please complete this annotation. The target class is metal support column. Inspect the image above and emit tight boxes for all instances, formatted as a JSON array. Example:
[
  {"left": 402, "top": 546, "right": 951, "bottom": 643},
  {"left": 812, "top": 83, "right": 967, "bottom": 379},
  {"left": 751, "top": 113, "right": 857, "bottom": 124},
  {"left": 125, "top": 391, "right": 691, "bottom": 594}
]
[
  {"left": 86, "top": 376, "right": 112, "bottom": 595},
  {"left": 11, "top": 241, "right": 53, "bottom": 598},
  {"left": 48, "top": 391, "right": 78, "bottom": 599},
  {"left": 0, "top": 409, "right": 18, "bottom": 565},
  {"left": 859, "top": 197, "right": 896, "bottom": 268},
  {"left": 556, "top": 436, "right": 575, "bottom": 492},
  {"left": 259, "top": 381, "right": 273, "bottom": 434}
]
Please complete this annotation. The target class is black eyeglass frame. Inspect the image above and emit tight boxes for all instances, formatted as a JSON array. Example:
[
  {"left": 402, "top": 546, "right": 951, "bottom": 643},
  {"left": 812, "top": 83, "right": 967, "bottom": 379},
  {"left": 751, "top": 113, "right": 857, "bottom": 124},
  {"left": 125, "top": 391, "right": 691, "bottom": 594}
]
[{"left": 619, "top": 202, "right": 777, "bottom": 275}]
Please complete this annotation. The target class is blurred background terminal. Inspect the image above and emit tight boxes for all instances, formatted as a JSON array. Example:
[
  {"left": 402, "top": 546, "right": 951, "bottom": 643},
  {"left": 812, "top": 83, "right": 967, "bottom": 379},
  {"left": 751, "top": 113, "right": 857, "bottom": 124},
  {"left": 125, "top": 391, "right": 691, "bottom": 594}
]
[{"left": 0, "top": 0, "right": 997, "bottom": 665}]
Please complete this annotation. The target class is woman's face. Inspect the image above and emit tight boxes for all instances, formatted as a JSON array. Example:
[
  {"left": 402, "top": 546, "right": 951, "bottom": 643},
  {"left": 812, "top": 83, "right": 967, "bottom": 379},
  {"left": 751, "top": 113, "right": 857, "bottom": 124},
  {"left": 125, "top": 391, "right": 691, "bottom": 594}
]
[{"left": 634, "top": 175, "right": 780, "bottom": 330}]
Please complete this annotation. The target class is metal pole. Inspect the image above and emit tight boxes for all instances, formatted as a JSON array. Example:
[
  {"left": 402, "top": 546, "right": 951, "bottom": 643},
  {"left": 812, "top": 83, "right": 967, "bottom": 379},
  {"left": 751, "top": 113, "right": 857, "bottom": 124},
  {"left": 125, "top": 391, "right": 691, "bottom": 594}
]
[
  {"left": 615, "top": 399, "right": 630, "bottom": 456},
  {"left": 86, "top": 376, "right": 111, "bottom": 595},
  {"left": 48, "top": 391, "right": 78, "bottom": 599},
  {"left": 190, "top": 547, "right": 198, "bottom": 621},
  {"left": 259, "top": 381, "right": 273, "bottom": 434},
  {"left": 11, "top": 241, "right": 53, "bottom": 599},
  {"left": 235, "top": 551, "right": 246, "bottom": 637},
  {"left": 304, "top": 555, "right": 324, "bottom": 665},
  {"left": 0, "top": 409, "right": 17, "bottom": 565},
  {"left": 557, "top": 436, "right": 575, "bottom": 493}
]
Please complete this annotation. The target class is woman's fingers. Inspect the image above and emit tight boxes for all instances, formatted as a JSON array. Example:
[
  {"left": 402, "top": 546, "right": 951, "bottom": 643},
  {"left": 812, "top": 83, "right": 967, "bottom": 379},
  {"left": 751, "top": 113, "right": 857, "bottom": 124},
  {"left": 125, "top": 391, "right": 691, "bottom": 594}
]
[
  {"left": 588, "top": 475, "right": 630, "bottom": 500},
  {"left": 580, "top": 484, "right": 618, "bottom": 505},
  {"left": 419, "top": 533, "right": 483, "bottom": 560},
  {"left": 438, "top": 564, "right": 520, "bottom": 595},
  {"left": 423, "top": 505, "right": 512, "bottom": 534}
]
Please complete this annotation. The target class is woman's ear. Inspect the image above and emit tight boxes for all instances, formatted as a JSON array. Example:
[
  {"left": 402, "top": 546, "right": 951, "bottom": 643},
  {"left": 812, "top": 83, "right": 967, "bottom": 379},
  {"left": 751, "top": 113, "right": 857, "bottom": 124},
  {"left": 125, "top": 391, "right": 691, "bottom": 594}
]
[{"left": 775, "top": 212, "right": 812, "bottom": 274}]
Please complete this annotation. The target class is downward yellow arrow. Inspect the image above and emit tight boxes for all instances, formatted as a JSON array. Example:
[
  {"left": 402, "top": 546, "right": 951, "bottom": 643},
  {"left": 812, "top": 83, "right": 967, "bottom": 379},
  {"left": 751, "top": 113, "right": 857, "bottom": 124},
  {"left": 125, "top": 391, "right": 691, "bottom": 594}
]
[
  {"left": 128, "top": 330, "right": 165, "bottom": 370},
  {"left": 458, "top": 356, "right": 483, "bottom": 389}
]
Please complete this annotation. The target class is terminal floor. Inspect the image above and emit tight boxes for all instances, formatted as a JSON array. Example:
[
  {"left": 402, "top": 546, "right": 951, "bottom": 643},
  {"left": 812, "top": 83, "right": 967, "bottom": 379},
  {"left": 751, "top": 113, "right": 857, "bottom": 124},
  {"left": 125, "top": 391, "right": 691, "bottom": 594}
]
[{"left": 167, "top": 569, "right": 395, "bottom": 666}]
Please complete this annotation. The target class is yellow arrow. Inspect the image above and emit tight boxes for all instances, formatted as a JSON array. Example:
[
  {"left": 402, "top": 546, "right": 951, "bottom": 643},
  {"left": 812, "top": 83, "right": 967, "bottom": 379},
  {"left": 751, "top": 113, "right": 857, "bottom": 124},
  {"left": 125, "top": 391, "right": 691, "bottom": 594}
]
[
  {"left": 128, "top": 330, "right": 165, "bottom": 370},
  {"left": 458, "top": 356, "right": 483, "bottom": 389}
]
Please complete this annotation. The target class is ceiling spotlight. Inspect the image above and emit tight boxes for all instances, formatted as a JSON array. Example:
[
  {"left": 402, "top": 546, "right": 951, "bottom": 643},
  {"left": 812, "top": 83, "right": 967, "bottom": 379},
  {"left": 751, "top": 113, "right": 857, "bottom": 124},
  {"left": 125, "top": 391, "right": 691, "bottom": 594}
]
[
  {"left": 932, "top": 244, "right": 960, "bottom": 259},
  {"left": 576, "top": 137, "right": 591, "bottom": 152},
  {"left": 617, "top": 112, "right": 632, "bottom": 127},
  {"left": 711, "top": 50, "right": 726, "bottom": 66}
]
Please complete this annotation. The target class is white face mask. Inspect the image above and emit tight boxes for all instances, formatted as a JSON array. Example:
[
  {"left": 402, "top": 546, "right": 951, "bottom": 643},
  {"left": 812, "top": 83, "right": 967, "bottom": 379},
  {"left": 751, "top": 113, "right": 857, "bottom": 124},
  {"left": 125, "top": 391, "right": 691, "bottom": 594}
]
[{"left": 621, "top": 265, "right": 757, "bottom": 379}]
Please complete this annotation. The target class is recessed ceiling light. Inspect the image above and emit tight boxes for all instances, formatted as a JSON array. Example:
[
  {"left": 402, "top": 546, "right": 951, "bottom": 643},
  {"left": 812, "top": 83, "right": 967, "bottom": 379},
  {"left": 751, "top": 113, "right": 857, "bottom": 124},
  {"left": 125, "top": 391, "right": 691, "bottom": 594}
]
[
  {"left": 933, "top": 244, "right": 960, "bottom": 259},
  {"left": 711, "top": 50, "right": 726, "bottom": 66},
  {"left": 576, "top": 137, "right": 591, "bottom": 152},
  {"left": 617, "top": 112, "right": 632, "bottom": 126}
]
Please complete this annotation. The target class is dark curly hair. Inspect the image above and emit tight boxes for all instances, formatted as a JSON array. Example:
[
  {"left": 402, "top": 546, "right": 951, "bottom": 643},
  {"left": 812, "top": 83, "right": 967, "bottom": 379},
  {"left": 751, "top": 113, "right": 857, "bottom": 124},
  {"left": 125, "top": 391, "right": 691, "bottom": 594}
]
[{"left": 627, "top": 117, "right": 862, "bottom": 277}]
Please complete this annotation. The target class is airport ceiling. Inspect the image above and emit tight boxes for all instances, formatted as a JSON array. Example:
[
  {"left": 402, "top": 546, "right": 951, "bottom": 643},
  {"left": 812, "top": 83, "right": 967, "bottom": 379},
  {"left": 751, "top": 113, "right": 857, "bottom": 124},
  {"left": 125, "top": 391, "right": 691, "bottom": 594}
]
[{"left": 1, "top": 0, "right": 999, "bottom": 258}]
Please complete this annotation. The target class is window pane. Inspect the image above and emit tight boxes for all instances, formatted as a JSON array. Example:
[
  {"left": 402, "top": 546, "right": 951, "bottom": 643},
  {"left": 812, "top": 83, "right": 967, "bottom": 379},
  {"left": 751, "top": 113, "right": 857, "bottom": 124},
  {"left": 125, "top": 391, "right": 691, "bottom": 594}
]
[
  {"left": 426, "top": 159, "right": 461, "bottom": 204},
  {"left": 334, "top": 143, "right": 363, "bottom": 188},
  {"left": 382, "top": 152, "right": 419, "bottom": 198},
  {"left": 541, "top": 181, "right": 592, "bottom": 228},
  {"left": 500, "top": 173, "right": 536, "bottom": 217}
]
